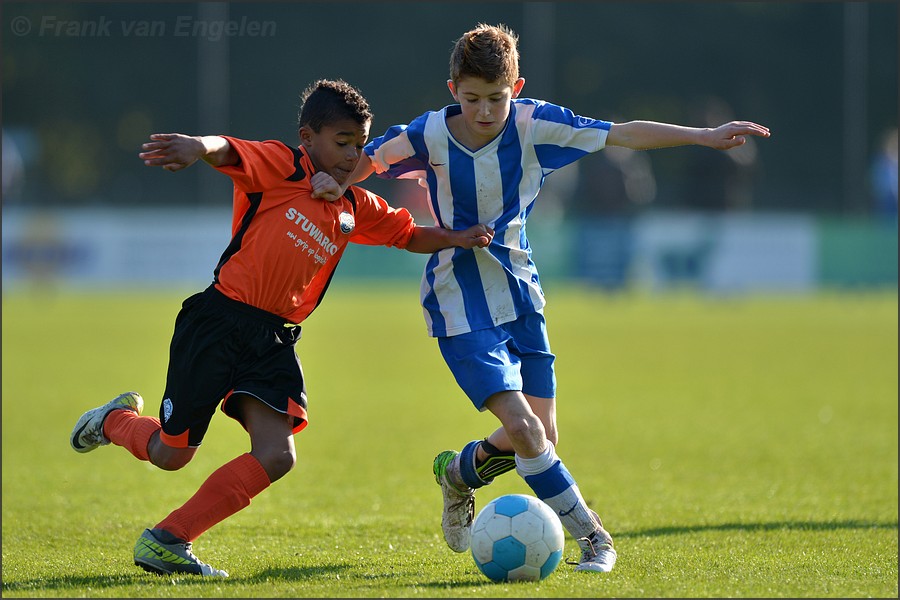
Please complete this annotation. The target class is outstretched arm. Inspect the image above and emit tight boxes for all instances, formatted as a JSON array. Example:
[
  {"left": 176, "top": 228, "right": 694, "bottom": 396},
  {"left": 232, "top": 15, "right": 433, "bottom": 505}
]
[
  {"left": 406, "top": 224, "right": 494, "bottom": 254},
  {"left": 607, "top": 120, "right": 770, "bottom": 151},
  {"left": 139, "top": 133, "right": 239, "bottom": 171}
]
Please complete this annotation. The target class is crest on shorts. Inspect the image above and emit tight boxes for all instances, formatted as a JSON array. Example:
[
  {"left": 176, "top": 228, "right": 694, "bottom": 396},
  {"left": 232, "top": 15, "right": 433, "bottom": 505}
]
[{"left": 339, "top": 211, "right": 355, "bottom": 234}]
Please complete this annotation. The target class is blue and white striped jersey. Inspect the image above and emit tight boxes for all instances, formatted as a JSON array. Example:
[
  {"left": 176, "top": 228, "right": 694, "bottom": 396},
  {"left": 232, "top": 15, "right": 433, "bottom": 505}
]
[{"left": 367, "top": 98, "right": 612, "bottom": 337}]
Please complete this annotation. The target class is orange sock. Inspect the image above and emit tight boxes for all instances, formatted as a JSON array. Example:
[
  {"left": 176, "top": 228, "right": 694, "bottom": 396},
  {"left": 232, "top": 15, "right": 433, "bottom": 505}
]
[
  {"left": 155, "top": 453, "right": 271, "bottom": 542},
  {"left": 103, "top": 409, "right": 160, "bottom": 462}
]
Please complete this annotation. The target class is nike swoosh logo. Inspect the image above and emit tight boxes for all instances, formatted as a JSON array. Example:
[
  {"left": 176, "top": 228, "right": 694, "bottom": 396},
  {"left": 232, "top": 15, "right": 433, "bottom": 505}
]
[
  {"left": 558, "top": 502, "right": 578, "bottom": 517},
  {"left": 429, "top": 161, "right": 445, "bottom": 167},
  {"left": 71, "top": 422, "right": 90, "bottom": 449},
  {"left": 140, "top": 540, "right": 165, "bottom": 557}
]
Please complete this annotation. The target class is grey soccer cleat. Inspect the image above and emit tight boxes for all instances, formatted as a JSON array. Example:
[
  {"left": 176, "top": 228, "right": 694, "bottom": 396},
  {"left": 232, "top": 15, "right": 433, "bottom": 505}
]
[
  {"left": 134, "top": 528, "right": 228, "bottom": 577},
  {"left": 70, "top": 391, "right": 143, "bottom": 453},
  {"left": 433, "top": 450, "right": 475, "bottom": 553}
]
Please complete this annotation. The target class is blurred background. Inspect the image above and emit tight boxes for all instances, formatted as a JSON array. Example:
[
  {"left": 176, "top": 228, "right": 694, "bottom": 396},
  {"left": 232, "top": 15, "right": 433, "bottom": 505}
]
[{"left": 2, "top": 1, "right": 897, "bottom": 293}]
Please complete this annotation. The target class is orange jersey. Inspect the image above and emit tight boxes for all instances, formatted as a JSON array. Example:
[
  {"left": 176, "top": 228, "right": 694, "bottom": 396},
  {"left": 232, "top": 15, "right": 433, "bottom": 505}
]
[{"left": 212, "top": 137, "right": 416, "bottom": 323}]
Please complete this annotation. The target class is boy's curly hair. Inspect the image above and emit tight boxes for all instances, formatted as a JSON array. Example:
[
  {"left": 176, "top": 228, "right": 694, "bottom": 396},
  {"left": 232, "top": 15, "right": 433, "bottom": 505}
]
[
  {"left": 449, "top": 23, "right": 520, "bottom": 86},
  {"left": 297, "top": 79, "right": 372, "bottom": 132}
]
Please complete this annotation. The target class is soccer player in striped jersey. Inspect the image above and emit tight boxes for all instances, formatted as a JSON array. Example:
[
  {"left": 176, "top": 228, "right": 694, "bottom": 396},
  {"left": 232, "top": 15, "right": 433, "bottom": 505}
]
[
  {"left": 68, "top": 79, "right": 493, "bottom": 578},
  {"left": 320, "top": 24, "right": 770, "bottom": 573}
]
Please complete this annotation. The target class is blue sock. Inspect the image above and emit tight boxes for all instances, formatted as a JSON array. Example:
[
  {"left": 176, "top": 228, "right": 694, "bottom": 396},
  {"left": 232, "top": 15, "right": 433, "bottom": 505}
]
[{"left": 458, "top": 439, "right": 490, "bottom": 489}]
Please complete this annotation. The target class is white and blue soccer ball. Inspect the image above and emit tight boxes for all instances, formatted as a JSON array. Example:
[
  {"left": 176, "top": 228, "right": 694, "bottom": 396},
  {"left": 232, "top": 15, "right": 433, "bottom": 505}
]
[{"left": 470, "top": 493, "right": 565, "bottom": 582}]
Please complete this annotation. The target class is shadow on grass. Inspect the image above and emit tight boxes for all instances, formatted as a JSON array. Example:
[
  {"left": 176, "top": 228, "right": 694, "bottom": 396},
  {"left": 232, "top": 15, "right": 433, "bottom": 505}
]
[
  {"left": 5, "top": 520, "right": 894, "bottom": 593},
  {"left": 618, "top": 519, "right": 898, "bottom": 538},
  {"left": 2, "top": 573, "right": 152, "bottom": 594},
  {"left": 0, "top": 567, "right": 353, "bottom": 593},
  {"left": 2, "top": 563, "right": 490, "bottom": 593},
  {"left": 249, "top": 565, "right": 491, "bottom": 589}
]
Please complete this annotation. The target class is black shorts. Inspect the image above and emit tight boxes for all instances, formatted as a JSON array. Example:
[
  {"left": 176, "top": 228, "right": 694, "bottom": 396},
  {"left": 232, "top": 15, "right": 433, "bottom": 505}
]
[{"left": 159, "top": 285, "right": 309, "bottom": 448}]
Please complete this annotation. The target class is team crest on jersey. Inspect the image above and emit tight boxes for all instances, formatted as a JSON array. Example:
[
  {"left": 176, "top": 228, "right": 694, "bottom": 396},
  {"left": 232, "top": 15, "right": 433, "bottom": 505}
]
[
  {"left": 339, "top": 211, "right": 355, "bottom": 234},
  {"left": 576, "top": 116, "right": 595, "bottom": 128}
]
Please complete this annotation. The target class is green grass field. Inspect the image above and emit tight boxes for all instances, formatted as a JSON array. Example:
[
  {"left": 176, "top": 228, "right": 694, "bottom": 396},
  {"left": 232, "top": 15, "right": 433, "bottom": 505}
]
[{"left": 2, "top": 284, "right": 897, "bottom": 598}]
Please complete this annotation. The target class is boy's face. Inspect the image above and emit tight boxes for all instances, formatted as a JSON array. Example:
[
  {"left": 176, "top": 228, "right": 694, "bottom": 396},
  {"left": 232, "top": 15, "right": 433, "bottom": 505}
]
[
  {"left": 299, "top": 118, "right": 370, "bottom": 185},
  {"left": 448, "top": 76, "right": 525, "bottom": 143}
]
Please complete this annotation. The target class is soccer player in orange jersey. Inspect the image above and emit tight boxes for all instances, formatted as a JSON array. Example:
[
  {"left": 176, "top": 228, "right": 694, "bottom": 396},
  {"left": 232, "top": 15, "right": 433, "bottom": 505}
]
[{"left": 69, "top": 79, "right": 493, "bottom": 577}]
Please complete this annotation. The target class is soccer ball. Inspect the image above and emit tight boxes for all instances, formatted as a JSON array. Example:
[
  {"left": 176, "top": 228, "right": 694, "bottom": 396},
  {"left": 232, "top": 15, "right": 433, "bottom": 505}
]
[{"left": 470, "top": 493, "right": 565, "bottom": 582}]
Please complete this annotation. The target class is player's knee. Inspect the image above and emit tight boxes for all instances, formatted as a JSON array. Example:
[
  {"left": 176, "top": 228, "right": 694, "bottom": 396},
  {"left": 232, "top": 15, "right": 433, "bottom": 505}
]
[
  {"left": 503, "top": 417, "right": 527, "bottom": 441},
  {"left": 148, "top": 434, "right": 194, "bottom": 470},
  {"left": 155, "top": 456, "right": 191, "bottom": 471},
  {"left": 254, "top": 448, "right": 296, "bottom": 482},
  {"left": 505, "top": 415, "right": 546, "bottom": 454},
  {"left": 151, "top": 449, "right": 193, "bottom": 470}
]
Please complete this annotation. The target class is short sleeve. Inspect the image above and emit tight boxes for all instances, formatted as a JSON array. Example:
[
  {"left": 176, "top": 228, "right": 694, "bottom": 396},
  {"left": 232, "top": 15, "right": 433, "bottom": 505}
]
[
  {"left": 214, "top": 137, "right": 301, "bottom": 191},
  {"left": 528, "top": 102, "right": 612, "bottom": 170},
  {"left": 366, "top": 116, "right": 431, "bottom": 181},
  {"left": 348, "top": 187, "right": 416, "bottom": 248}
]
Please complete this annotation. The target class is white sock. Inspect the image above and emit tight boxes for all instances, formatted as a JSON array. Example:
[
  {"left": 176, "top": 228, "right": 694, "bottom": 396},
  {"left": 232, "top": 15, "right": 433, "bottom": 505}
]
[{"left": 515, "top": 442, "right": 598, "bottom": 539}]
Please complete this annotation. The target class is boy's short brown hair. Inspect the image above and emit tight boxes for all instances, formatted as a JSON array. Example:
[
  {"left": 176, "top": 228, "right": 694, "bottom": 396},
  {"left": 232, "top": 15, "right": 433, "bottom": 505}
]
[
  {"left": 449, "top": 23, "right": 520, "bottom": 87},
  {"left": 297, "top": 79, "right": 372, "bottom": 132}
]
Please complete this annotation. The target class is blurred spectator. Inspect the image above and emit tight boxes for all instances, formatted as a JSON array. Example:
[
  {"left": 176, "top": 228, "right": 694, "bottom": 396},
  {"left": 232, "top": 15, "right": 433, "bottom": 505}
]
[
  {"left": 869, "top": 127, "right": 898, "bottom": 224},
  {"left": 564, "top": 119, "right": 657, "bottom": 289},
  {"left": 2, "top": 128, "right": 25, "bottom": 201},
  {"left": 682, "top": 96, "right": 760, "bottom": 211},
  {"left": 568, "top": 144, "right": 656, "bottom": 216}
]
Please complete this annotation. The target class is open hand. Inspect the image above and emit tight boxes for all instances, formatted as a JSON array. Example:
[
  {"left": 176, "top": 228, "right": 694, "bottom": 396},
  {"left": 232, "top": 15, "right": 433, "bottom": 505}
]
[
  {"left": 139, "top": 133, "right": 205, "bottom": 172},
  {"left": 705, "top": 121, "right": 771, "bottom": 150}
]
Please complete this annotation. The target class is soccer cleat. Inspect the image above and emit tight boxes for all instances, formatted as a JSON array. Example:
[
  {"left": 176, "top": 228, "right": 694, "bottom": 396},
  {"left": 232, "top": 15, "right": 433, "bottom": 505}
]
[
  {"left": 134, "top": 528, "right": 228, "bottom": 577},
  {"left": 70, "top": 391, "right": 143, "bottom": 453},
  {"left": 433, "top": 450, "right": 476, "bottom": 553},
  {"left": 572, "top": 528, "right": 617, "bottom": 573}
]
